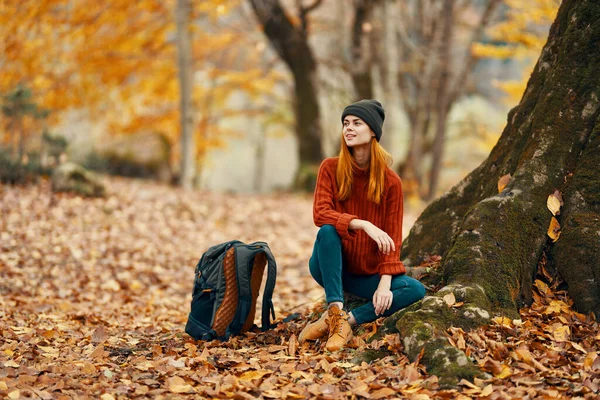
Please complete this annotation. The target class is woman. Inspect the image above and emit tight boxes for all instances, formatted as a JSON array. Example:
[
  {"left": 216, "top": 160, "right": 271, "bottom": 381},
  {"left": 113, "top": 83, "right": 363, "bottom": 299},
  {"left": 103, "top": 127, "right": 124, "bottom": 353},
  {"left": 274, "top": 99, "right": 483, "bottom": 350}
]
[{"left": 299, "top": 99, "right": 426, "bottom": 352}]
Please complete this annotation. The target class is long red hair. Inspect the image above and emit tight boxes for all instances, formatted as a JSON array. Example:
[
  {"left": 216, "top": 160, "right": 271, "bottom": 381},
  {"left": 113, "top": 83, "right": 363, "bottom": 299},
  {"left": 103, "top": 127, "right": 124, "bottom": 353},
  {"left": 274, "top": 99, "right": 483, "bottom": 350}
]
[{"left": 336, "top": 134, "right": 393, "bottom": 204}]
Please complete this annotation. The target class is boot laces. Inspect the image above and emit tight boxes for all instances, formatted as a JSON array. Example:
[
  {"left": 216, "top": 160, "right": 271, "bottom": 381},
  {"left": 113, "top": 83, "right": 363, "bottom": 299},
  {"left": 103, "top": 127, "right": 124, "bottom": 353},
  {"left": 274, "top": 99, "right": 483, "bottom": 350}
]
[{"left": 328, "top": 309, "right": 347, "bottom": 338}]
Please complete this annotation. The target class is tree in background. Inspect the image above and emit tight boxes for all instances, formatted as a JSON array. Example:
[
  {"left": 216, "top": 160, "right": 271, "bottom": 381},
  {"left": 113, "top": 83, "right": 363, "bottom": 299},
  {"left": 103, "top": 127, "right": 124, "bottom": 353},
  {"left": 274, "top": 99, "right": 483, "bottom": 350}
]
[
  {"left": 391, "top": 0, "right": 502, "bottom": 200},
  {"left": 248, "top": 0, "right": 324, "bottom": 188},
  {"left": 176, "top": 0, "right": 195, "bottom": 189},
  {"left": 1, "top": 85, "right": 48, "bottom": 161},
  {"left": 0, "top": 0, "right": 281, "bottom": 185}
]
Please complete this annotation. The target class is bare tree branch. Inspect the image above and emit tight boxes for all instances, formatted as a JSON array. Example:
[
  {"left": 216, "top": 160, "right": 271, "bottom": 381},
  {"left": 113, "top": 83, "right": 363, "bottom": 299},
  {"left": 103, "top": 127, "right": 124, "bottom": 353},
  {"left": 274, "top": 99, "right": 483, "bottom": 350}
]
[
  {"left": 299, "top": 0, "right": 323, "bottom": 34},
  {"left": 446, "top": 0, "right": 502, "bottom": 112}
]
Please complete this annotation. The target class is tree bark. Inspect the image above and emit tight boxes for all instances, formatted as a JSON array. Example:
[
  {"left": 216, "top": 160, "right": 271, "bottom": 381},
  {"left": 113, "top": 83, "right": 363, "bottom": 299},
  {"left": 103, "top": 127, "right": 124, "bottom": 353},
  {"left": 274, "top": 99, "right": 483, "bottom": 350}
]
[
  {"left": 350, "top": 0, "right": 377, "bottom": 100},
  {"left": 426, "top": 0, "right": 453, "bottom": 200},
  {"left": 176, "top": 0, "right": 195, "bottom": 189},
  {"left": 248, "top": 0, "right": 323, "bottom": 188},
  {"left": 382, "top": 0, "right": 600, "bottom": 386}
]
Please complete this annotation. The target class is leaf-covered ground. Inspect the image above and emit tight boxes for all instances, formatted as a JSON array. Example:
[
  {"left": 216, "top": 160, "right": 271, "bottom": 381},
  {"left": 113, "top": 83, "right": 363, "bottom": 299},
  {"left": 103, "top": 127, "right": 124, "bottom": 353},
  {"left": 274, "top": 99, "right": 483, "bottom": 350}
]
[{"left": 1, "top": 177, "right": 598, "bottom": 399}]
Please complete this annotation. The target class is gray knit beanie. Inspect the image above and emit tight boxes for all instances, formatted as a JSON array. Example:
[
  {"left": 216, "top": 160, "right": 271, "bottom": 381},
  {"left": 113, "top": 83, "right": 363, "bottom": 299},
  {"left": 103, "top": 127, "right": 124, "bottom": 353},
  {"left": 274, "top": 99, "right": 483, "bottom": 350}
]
[{"left": 341, "top": 99, "right": 385, "bottom": 141}]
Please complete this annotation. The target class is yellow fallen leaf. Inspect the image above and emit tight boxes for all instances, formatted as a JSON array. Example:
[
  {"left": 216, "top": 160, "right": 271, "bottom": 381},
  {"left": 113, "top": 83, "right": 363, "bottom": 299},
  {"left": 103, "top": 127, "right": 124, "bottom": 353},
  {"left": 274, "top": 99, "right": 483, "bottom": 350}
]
[
  {"left": 492, "top": 316, "right": 513, "bottom": 326},
  {"left": 547, "top": 193, "right": 561, "bottom": 216},
  {"left": 534, "top": 280, "right": 550, "bottom": 295},
  {"left": 240, "top": 370, "right": 271, "bottom": 382},
  {"left": 371, "top": 387, "right": 396, "bottom": 399},
  {"left": 481, "top": 384, "right": 493, "bottom": 397},
  {"left": 583, "top": 352, "right": 597, "bottom": 369},
  {"left": 410, "top": 394, "right": 431, "bottom": 400},
  {"left": 80, "top": 361, "right": 97, "bottom": 374},
  {"left": 495, "top": 364, "right": 512, "bottom": 379},
  {"left": 544, "top": 300, "right": 570, "bottom": 315},
  {"left": 547, "top": 217, "right": 561, "bottom": 242},
  {"left": 0, "top": 381, "right": 8, "bottom": 390},
  {"left": 8, "top": 390, "right": 20, "bottom": 400},
  {"left": 100, "top": 394, "right": 115, "bottom": 400},
  {"left": 498, "top": 174, "right": 511, "bottom": 193},
  {"left": 166, "top": 376, "right": 194, "bottom": 394},
  {"left": 552, "top": 324, "right": 570, "bottom": 342},
  {"left": 443, "top": 292, "right": 456, "bottom": 306}
]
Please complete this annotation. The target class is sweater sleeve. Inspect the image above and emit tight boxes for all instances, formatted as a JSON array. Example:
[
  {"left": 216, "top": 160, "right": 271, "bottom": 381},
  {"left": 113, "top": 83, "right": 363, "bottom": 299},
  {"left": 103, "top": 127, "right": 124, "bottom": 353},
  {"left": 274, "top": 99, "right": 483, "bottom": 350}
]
[
  {"left": 377, "top": 177, "right": 407, "bottom": 276},
  {"left": 313, "top": 159, "right": 358, "bottom": 240}
]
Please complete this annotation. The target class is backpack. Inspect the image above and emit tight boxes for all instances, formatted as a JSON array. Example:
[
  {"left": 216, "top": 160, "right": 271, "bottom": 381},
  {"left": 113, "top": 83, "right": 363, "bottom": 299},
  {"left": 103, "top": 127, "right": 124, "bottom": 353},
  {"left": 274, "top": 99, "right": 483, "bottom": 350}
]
[{"left": 185, "top": 240, "right": 277, "bottom": 341}]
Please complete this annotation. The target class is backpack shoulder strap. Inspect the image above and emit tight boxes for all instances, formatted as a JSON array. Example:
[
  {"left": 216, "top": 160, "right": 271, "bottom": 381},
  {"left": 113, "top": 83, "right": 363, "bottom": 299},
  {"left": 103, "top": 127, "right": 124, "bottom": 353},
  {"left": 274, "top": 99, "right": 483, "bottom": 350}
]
[{"left": 251, "top": 242, "right": 277, "bottom": 331}]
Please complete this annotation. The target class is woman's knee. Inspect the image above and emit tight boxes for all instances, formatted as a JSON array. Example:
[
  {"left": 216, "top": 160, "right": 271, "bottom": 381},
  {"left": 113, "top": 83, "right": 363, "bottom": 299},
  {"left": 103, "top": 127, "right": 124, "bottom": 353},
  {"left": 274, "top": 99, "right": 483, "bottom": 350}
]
[
  {"left": 393, "top": 275, "right": 426, "bottom": 299},
  {"left": 316, "top": 224, "right": 341, "bottom": 245},
  {"left": 408, "top": 277, "right": 426, "bottom": 299},
  {"left": 309, "top": 257, "right": 324, "bottom": 287}
]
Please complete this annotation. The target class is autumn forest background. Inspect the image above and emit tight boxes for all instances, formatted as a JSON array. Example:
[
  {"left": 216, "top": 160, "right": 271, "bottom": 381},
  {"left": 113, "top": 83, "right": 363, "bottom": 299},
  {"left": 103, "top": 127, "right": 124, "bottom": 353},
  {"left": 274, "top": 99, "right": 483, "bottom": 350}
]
[{"left": 4, "top": 0, "right": 600, "bottom": 399}]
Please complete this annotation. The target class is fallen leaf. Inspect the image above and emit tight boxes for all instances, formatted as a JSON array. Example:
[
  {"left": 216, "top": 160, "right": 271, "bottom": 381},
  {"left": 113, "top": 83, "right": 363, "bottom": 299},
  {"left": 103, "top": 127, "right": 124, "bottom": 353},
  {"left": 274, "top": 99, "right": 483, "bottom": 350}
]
[
  {"left": 8, "top": 390, "right": 20, "bottom": 400},
  {"left": 88, "top": 344, "right": 107, "bottom": 359},
  {"left": 3, "top": 360, "right": 19, "bottom": 368},
  {"left": 534, "top": 279, "right": 550, "bottom": 295},
  {"left": 288, "top": 334, "right": 298, "bottom": 357},
  {"left": 570, "top": 342, "right": 587, "bottom": 354},
  {"left": 371, "top": 387, "right": 396, "bottom": 399},
  {"left": 547, "top": 193, "right": 561, "bottom": 216},
  {"left": 166, "top": 376, "right": 194, "bottom": 394},
  {"left": 240, "top": 370, "right": 271, "bottom": 382},
  {"left": 547, "top": 217, "right": 561, "bottom": 242},
  {"left": 481, "top": 384, "right": 493, "bottom": 396},
  {"left": 551, "top": 324, "right": 570, "bottom": 342},
  {"left": 443, "top": 292, "right": 456, "bottom": 306},
  {"left": 498, "top": 174, "right": 511, "bottom": 193},
  {"left": 92, "top": 326, "right": 107, "bottom": 343},
  {"left": 458, "top": 379, "right": 480, "bottom": 390},
  {"left": 495, "top": 364, "right": 512, "bottom": 379},
  {"left": 100, "top": 394, "right": 115, "bottom": 400}
]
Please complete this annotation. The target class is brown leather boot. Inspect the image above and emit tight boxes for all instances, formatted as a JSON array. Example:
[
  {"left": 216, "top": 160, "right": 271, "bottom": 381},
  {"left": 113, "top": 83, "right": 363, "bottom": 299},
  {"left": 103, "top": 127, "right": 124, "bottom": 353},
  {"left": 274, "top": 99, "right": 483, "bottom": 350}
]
[
  {"left": 325, "top": 305, "right": 353, "bottom": 352},
  {"left": 298, "top": 309, "right": 330, "bottom": 343}
]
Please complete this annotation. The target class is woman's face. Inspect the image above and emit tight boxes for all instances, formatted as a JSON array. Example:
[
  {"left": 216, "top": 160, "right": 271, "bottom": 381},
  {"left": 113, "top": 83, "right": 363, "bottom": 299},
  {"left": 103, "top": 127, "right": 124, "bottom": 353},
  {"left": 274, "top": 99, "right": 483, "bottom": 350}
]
[{"left": 342, "top": 115, "right": 374, "bottom": 148}]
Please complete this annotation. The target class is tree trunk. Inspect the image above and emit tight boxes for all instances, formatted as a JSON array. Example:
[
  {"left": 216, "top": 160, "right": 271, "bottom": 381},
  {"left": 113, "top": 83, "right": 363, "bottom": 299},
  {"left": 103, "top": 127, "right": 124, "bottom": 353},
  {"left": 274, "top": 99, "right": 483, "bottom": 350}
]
[
  {"left": 350, "top": 0, "right": 377, "bottom": 100},
  {"left": 248, "top": 0, "right": 323, "bottom": 189},
  {"left": 17, "top": 117, "right": 25, "bottom": 162},
  {"left": 176, "top": 0, "right": 195, "bottom": 189},
  {"left": 381, "top": 0, "right": 600, "bottom": 386},
  {"left": 426, "top": 0, "right": 453, "bottom": 200}
]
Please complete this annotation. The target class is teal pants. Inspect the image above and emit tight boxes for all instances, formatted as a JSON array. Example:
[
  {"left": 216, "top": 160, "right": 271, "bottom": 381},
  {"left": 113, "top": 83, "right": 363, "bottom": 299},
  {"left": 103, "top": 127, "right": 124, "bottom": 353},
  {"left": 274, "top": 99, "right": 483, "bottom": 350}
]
[{"left": 309, "top": 224, "right": 426, "bottom": 325}]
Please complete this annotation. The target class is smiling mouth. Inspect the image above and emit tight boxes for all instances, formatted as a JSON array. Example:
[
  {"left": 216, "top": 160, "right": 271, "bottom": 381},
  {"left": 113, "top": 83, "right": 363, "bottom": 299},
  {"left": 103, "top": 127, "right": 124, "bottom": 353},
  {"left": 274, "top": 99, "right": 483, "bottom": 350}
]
[{"left": 345, "top": 135, "right": 356, "bottom": 139}]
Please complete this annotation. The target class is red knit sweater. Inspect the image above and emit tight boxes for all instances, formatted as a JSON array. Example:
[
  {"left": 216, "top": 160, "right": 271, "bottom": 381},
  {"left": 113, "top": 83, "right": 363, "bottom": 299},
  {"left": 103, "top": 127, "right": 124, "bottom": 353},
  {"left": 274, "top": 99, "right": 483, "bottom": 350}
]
[{"left": 313, "top": 157, "right": 406, "bottom": 276}]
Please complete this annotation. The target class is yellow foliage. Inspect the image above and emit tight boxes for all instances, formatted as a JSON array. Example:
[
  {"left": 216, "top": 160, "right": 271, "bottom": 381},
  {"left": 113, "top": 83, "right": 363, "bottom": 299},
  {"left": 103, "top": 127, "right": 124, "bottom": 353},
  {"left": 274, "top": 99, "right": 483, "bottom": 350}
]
[
  {"left": 475, "top": 0, "right": 560, "bottom": 105},
  {"left": 0, "top": 0, "right": 278, "bottom": 163}
]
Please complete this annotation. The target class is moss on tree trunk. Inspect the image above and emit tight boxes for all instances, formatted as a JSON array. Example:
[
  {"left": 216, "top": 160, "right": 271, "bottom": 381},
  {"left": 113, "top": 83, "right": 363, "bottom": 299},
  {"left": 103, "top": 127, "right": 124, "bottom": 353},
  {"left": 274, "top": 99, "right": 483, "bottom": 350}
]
[{"left": 365, "top": 0, "right": 600, "bottom": 387}]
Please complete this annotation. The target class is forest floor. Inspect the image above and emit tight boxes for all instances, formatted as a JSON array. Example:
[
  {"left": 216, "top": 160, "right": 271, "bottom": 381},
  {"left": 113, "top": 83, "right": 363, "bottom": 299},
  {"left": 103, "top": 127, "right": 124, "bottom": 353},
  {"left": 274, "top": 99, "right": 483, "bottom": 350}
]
[{"left": 1, "top": 177, "right": 599, "bottom": 399}]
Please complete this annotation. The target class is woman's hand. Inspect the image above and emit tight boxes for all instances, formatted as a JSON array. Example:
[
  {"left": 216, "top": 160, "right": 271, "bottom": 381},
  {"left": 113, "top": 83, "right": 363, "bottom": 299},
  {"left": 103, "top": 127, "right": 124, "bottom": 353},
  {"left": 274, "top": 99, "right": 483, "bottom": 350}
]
[
  {"left": 362, "top": 221, "right": 395, "bottom": 255},
  {"left": 373, "top": 288, "right": 393, "bottom": 316}
]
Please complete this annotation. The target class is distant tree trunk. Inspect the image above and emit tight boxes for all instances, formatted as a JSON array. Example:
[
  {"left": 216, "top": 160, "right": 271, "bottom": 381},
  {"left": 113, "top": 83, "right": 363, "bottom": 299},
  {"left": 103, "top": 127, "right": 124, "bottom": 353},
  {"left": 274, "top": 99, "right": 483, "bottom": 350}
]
[
  {"left": 426, "top": 0, "right": 453, "bottom": 200},
  {"left": 350, "top": 0, "right": 378, "bottom": 100},
  {"left": 176, "top": 0, "right": 195, "bottom": 189},
  {"left": 248, "top": 0, "right": 324, "bottom": 189},
  {"left": 372, "top": 0, "right": 400, "bottom": 160},
  {"left": 395, "top": 0, "right": 501, "bottom": 199},
  {"left": 17, "top": 117, "right": 25, "bottom": 162},
  {"left": 376, "top": 0, "right": 600, "bottom": 386}
]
